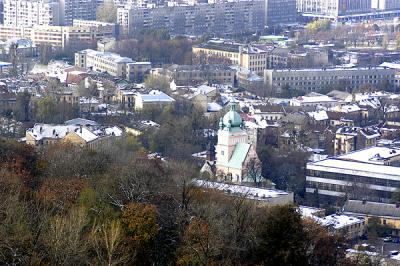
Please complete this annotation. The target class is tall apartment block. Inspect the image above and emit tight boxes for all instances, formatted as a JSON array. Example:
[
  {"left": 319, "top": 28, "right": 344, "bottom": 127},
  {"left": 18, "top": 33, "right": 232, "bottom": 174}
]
[
  {"left": 3, "top": 0, "right": 97, "bottom": 27},
  {"left": 117, "top": 1, "right": 266, "bottom": 37},
  {"left": 3, "top": 0, "right": 61, "bottom": 27},
  {"left": 59, "top": 0, "right": 97, "bottom": 25},
  {"left": 266, "top": 0, "right": 297, "bottom": 29}
]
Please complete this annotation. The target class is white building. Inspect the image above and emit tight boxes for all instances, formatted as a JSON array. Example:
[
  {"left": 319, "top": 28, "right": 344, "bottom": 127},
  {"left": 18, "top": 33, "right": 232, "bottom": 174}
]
[
  {"left": 75, "top": 49, "right": 151, "bottom": 81},
  {"left": 134, "top": 90, "right": 175, "bottom": 110},
  {"left": 3, "top": 0, "right": 61, "bottom": 27},
  {"left": 289, "top": 92, "right": 338, "bottom": 108},
  {"left": 306, "top": 146, "right": 400, "bottom": 204}
]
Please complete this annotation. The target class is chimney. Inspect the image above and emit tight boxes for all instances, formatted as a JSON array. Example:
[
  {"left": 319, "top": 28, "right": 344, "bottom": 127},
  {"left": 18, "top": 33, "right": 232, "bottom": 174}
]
[
  {"left": 396, "top": 203, "right": 400, "bottom": 208},
  {"left": 362, "top": 199, "right": 366, "bottom": 205}
]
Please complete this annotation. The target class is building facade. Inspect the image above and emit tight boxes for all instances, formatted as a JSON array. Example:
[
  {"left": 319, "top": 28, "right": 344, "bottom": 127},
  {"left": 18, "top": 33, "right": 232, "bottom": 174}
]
[
  {"left": 75, "top": 49, "right": 151, "bottom": 81},
  {"left": 298, "top": 0, "right": 400, "bottom": 21},
  {"left": 59, "top": 0, "right": 97, "bottom": 25},
  {"left": 193, "top": 41, "right": 268, "bottom": 76},
  {"left": 3, "top": 0, "right": 61, "bottom": 27},
  {"left": 0, "top": 24, "right": 116, "bottom": 49},
  {"left": 150, "top": 64, "right": 235, "bottom": 86},
  {"left": 306, "top": 146, "right": 400, "bottom": 204},
  {"left": 117, "top": 1, "right": 265, "bottom": 37},
  {"left": 264, "top": 67, "right": 396, "bottom": 94},
  {"left": 266, "top": 0, "right": 297, "bottom": 27}
]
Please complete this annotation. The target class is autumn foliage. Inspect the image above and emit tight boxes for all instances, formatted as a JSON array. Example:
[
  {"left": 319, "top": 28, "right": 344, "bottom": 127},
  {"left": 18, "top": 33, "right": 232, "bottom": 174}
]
[{"left": 121, "top": 202, "right": 159, "bottom": 244}]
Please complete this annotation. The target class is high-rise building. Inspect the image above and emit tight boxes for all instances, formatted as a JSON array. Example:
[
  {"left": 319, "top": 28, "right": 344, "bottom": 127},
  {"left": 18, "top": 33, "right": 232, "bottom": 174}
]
[
  {"left": 117, "top": 1, "right": 265, "bottom": 37},
  {"left": 59, "top": 0, "right": 97, "bottom": 26},
  {"left": 265, "top": 0, "right": 297, "bottom": 28},
  {"left": 3, "top": 0, "right": 61, "bottom": 27}
]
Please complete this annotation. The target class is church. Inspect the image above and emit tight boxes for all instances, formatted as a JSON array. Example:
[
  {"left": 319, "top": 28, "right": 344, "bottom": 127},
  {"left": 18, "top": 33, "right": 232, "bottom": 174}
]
[{"left": 201, "top": 99, "right": 262, "bottom": 185}]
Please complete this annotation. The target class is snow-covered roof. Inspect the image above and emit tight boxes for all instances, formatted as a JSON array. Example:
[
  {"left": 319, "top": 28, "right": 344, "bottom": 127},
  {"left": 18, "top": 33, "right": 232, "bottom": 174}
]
[
  {"left": 308, "top": 158, "right": 400, "bottom": 179},
  {"left": 330, "top": 104, "right": 361, "bottom": 113},
  {"left": 308, "top": 110, "right": 328, "bottom": 121},
  {"left": 194, "top": 180, "right": 290, "bottom": 201},
  {"left": 338, "top": 146, "right": 400, "bottom": 164},
  {"left": 292, "top": 93, "right": 337, "bottom": 104},
  {"left": 316, "top": 214, "right": 364, "bottom": 230},
  {"left": 138, "top": 90, "right": 175, "bottom": 103},
  {"left": 207, "top": 102, "right": 223, "bottom": 112},
  {"left": 80, "top": 49, "right": 134, "bottom": 64},
  {"left": 298, "top": 205, "right": 324, "bottom": 218},
  {"left": 26, "top": 123, "right": 122, "bottom": 143}
]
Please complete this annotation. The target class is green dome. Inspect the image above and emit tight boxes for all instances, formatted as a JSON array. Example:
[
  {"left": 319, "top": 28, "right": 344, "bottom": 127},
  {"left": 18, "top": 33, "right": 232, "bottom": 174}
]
[{"left": 222, "top": 100, "right": 242, "bottom": 128}]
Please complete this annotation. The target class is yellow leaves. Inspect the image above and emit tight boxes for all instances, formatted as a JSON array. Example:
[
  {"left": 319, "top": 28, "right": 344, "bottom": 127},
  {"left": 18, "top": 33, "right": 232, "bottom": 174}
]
[{"left": 121, "top": 203, "right": 159, "bottom": 244}]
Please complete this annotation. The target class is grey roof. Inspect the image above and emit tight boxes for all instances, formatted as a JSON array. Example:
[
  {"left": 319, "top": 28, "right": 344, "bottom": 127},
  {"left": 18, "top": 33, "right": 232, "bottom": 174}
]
[
  {"left": 65, "top": 118, "right": 98, "bottom": 126},
  {"left": 343, "top": 200, "right": 400, "bottom": 218}
]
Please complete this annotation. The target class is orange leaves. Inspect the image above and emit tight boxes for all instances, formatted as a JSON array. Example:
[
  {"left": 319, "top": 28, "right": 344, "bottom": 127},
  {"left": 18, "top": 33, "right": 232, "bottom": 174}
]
[
  {"left": 121, "top": 203, "right": 159, "bottom": 244},
  {"left": 38, "top": 178, "right": 89, "bottom": 207}
]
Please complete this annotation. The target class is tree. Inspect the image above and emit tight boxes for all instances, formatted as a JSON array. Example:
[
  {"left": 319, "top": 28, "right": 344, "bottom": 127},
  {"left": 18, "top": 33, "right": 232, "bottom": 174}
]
[
  {"left": 367, "top": 216, "right": 392, "bottom": 238},
  {"left": 243, "top": 158, "right": 262, "bottom": 186},
  {"left": 121, "top": 203, "right": 159, "bottom": 263},
  {"left": 251, "top": 205, "right": 307, "bottom": 265},
  {"left": 144, "top": 75, "right": 171, "bottom": 93},
  {"left": 177, "top": 218, "right": 215, "bottom": 266},
  {"left": 15, "top": 90, "right": 31, "bottom": 121},
  {"left": 96, "top": 0, "right": 117, "bottom": 23},
  {"left": 306, "top": 20, "right": 331, "bottom": 33},
  {"left": 43, "top": 207, "right": 89, "bottom": 265},
  {"left": 89, "top": 220, "right": 129, "bottom": 265},
  {"left": 38, "top": 178, "right": 89, "bottom": 209}
]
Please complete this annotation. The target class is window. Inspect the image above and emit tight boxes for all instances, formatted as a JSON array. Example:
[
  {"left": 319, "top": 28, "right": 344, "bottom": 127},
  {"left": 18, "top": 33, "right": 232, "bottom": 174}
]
[{"left": 221, "top": 150, "right": 224, "bottom": 155}]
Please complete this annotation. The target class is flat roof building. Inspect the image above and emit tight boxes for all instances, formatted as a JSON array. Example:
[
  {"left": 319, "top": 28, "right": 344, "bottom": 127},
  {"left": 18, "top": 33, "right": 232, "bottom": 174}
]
[
  {"left": 306, "top": 146, "right": 400, "bottom": 205},
  {"left": 264, "top": 66, "right": 396, "bottom": 94}
]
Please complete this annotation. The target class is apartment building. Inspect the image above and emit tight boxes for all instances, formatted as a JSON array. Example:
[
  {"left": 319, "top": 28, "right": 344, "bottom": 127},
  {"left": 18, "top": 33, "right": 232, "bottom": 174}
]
[
  {"left": 75, "top": 49, "right": 151, "bottom": 81},
  {"left": 266, "top": 0, "right": 297, "bottom": 27},
  {"left": 297, "top": 0, "right": 400, "bottom": 21},
  {"left": 117, "top": 1, "right": 265, "bottom": 37},
  {"left": 306, "top": 146, "right": 400, "bottom": 204},
  {"left": 264, "top": 67, "right": 396, "bottom": 94},
  {"left": 150, "top": 64, "right": 235, "bottom": 86},
  {"left": 59, "top": 0, "right": 97, "bottom": 25},
  {"left": 72, "top": 19, "right": 118, "bottom": 39},
  {"left": 3, "top": 0, "right": 61, "bottom": 27},
  {"left": 193, "top": 41, "right": 268, "bottom": 76},
  {"left": 0, "top": 23, "right": 116, "bottom": 49}
]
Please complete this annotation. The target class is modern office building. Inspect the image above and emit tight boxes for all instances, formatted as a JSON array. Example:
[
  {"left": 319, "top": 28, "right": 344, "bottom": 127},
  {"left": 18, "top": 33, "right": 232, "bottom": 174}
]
[
  {"left": 117, "top": 1, "right": 265, "bottom": 37},
  {"left": 306, "top": 146, "right": 400, "bottom": 204},
  {"left": 264, "top": 66, "right": 396, "bottom": 94},
  {"left": 3, "top": 0, "right": 61, "bottom": 27}
]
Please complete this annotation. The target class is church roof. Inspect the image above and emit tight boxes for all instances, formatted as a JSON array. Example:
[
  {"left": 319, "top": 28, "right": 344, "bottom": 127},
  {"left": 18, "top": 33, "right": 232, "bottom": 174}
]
[
  {"left": 217, "top": 143, "right": 250, "bottom": 169},
  {"left": 222, "top": 99, "right": 242, "bottom": 128}
]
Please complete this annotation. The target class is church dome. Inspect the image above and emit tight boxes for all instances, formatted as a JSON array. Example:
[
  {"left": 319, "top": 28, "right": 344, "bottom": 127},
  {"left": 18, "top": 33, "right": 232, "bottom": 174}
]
[{"left": 222, "top": 99, "right": 242, "bottom": 128}]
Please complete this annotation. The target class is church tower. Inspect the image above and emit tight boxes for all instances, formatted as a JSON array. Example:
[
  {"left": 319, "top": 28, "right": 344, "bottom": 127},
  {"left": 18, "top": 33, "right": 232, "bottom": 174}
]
[{"left": 215, "top": 99, "right": 248, "bottom": 164}]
